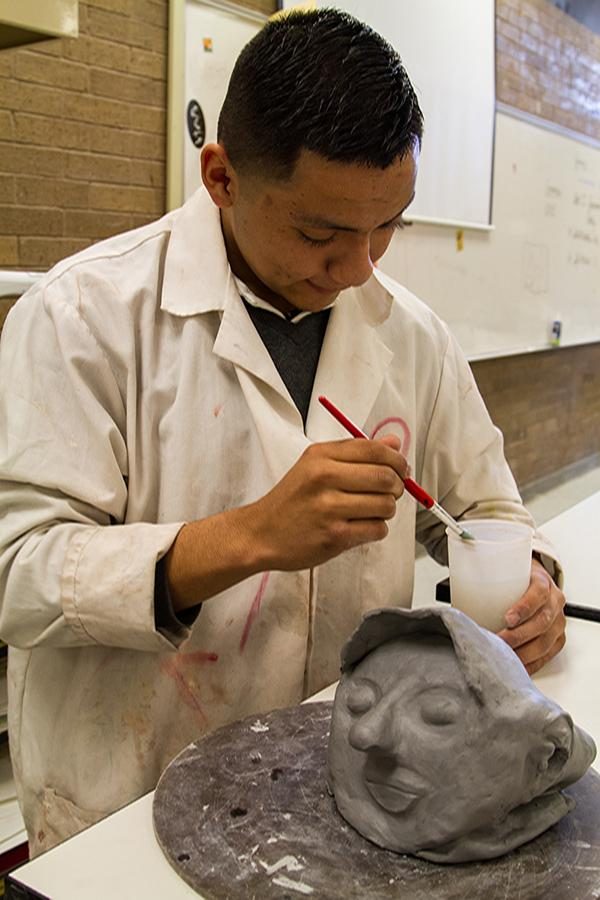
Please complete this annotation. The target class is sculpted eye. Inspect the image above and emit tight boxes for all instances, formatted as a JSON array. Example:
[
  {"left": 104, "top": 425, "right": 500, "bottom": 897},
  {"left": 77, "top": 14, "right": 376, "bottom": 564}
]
[
  {"left": 346, "top": 681, "right": 379, "bottom": 715},
  {"left": 420, "top": 697, "right": 461, "bottom": 726}
]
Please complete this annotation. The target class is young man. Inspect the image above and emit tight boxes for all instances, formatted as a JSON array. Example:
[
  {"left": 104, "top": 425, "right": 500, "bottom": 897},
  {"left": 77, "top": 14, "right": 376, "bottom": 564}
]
[{"left": 0, "top": 9, "right": 565, "bottom": 853}]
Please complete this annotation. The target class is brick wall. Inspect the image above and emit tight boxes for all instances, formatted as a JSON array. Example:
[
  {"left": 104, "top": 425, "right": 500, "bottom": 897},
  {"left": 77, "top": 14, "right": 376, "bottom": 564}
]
[
  {"left": 472, "top": 343, "right": 600, "bottom": 487},
  {"left": 497, "top": 0, "right": 600, "bottom": 140},
  {"left": 0, "top": 0, "right": 276, "bottom": 271},
  {"left": 0, "top": 0, "right": 174, "bottom": 271}
]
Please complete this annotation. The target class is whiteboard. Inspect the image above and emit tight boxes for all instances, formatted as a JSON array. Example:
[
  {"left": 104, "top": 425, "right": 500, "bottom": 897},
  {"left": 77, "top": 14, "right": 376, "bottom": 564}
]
[
  {"left": 281, "top": 0, "right": 496, "bottom": 229},
  {"left": 379, "top": 110, "right": 600, "bottom": 358}
]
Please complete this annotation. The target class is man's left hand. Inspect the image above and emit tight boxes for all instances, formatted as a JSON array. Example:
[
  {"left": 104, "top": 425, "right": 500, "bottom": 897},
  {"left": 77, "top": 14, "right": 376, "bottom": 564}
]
[{"left": 497, "top": 558, "right": 566, "bottom": 676}]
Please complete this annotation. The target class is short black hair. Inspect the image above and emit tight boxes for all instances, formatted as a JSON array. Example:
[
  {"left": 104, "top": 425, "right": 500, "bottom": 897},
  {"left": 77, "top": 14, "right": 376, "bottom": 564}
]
[{"left": 218, "top": 7, "right": 423, "bottom": 179}]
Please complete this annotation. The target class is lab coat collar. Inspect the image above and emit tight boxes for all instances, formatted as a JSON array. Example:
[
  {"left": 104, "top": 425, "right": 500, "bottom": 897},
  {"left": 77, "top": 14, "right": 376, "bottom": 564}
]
[{"left": 161, "top": 187, "right": 233, "bottom": 317}]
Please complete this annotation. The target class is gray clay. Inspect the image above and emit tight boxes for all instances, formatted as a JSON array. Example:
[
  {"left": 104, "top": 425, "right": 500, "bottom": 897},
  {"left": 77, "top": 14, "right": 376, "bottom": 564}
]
[{"left": 327, "top": 606, "right": 596, "bottom": 863}]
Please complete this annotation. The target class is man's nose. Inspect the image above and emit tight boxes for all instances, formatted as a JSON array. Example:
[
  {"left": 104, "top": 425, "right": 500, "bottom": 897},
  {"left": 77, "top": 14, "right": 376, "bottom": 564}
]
[
  {"left": 327, "top": 236, "right": 374, "bottom": 288},
  {"left": 348, "top": 703, "right": 393, "bottom": 753}
]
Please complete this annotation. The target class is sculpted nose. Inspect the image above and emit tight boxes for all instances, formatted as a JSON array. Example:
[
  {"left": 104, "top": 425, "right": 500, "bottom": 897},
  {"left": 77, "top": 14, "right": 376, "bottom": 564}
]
[{"left": 348, "top": 706, "right": 392, "bottom": 753}]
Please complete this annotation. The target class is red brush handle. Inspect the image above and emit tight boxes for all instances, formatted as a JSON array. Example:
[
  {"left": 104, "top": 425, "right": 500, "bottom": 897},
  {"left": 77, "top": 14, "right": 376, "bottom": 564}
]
[
  {"left": 318, "top": 395, "right": 436, "bottom": 510},
  {"left": 403, "top": 477, "right": 434, "bottom": 509},
  {"left": 318, "top": 395, "right": 366, "bottom": 439}
]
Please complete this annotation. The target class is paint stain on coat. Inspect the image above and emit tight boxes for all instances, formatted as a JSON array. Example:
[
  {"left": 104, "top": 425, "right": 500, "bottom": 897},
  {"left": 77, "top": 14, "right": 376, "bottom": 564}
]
[
  {"left": 240, "top": 572, "right": 270, "bottom": 653},
  {"left": 370, "top": 417, "right": 411, "bottom": 456},
  {"left": 160, "top": 650, "right": 219, "bottom": 725}
]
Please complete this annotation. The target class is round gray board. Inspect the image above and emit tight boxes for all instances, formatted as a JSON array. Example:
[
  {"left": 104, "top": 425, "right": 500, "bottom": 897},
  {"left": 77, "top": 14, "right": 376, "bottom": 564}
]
[{"left": 153, "top": 701, "right": 600, "bottom": 899}]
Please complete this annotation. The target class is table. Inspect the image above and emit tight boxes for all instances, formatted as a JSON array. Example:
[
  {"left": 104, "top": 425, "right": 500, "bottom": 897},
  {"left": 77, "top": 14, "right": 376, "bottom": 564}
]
[
  {"left": 541, "top": 490, "right": 600, "bottom": 613},
  {"left": 8, "top": 493, "right": 600, "bottom": 899}
]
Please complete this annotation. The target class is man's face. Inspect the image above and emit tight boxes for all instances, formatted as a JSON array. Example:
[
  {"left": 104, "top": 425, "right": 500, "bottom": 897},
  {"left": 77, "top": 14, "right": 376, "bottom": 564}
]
[
  {"left": 220, "top": 147, "right": 418, "bottom": 315},
  {"left": 328, "top": 635, "right": 526, "bottom": 853}
]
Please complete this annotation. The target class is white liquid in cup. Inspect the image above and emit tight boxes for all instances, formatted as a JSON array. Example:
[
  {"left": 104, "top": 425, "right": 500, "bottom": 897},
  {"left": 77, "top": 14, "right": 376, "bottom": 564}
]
[{"left": 446, "top": 519, "right": 533, "bottom": 633}]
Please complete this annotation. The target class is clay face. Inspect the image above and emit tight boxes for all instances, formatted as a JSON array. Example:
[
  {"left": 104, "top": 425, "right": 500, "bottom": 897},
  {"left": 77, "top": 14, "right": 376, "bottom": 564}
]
[
  {"left": 339, "top": 634, "right": 495, "bottom": 849},
  {"left": 327, "top": 607, "right": 596, "bottom": 863}
]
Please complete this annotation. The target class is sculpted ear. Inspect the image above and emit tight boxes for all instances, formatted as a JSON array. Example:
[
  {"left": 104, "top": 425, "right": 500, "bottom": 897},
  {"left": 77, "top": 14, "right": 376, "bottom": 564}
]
[
  {"left": 530, "top": 710, "right": 596, "bottom": 793},
  {"left": 532, "top": 713, "right": 573, "bottom": 789}
]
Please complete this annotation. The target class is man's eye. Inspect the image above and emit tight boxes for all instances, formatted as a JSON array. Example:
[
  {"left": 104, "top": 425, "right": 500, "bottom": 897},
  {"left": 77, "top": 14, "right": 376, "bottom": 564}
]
[{"left": 298, "top": 231, "right": 335, "bottom": 247}]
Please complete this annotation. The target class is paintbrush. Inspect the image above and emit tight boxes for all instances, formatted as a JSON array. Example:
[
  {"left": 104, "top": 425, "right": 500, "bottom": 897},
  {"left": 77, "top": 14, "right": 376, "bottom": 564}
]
[{"left": 318, "top": 394, "right": 474, "bottom": 541}]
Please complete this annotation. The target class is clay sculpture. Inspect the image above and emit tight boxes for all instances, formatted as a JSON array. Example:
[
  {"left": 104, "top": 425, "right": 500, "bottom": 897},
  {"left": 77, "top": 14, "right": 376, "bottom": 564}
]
[{"left": 327, "top": 606, "right": 596, "bottom": 863}]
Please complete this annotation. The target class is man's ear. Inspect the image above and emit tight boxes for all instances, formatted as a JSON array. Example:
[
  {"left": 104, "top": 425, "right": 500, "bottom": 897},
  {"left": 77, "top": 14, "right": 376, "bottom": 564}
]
[{"left": 200, "top": 143, "right": 237, "bottom": 209}]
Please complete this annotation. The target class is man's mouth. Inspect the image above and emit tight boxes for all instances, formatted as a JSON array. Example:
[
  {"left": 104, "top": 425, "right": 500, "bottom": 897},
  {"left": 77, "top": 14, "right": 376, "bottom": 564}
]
[{"left": 306, "top": 279, "right": 339, "bottom": 295}]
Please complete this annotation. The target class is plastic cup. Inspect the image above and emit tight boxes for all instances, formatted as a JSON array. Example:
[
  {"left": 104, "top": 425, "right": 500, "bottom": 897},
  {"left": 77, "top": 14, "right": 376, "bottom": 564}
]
[{"left": 446, "top": 519, "right": 533, "bottom": 633}]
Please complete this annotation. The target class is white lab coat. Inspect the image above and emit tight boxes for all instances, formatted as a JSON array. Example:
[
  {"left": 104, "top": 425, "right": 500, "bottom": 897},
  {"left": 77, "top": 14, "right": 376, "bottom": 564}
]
[{"left": 0, "top": 187, "right": 558, "bottom": 854}]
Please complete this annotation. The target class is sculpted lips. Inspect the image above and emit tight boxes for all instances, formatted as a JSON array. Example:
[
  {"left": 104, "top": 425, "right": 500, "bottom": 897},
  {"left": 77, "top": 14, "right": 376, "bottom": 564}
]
[{"left": 364, "top": 768, "right": 428, "bottom": 814}]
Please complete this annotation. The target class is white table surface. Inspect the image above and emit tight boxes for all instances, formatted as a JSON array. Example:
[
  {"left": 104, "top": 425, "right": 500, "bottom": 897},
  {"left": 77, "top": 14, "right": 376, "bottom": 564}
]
[
  {"left": 10, "top": 493, "right": 600, "bottom": 898},
  {"left": 539, "top": 490, "right": 600, "bottom": 611}
]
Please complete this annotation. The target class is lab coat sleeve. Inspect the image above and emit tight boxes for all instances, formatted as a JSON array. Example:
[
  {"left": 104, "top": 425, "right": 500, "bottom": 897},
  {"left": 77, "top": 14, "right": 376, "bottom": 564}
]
[
  {"left": 415, "top": 328, "right": 563, "bottom": 587},
  {"left": 0, "top": 287, "right": 188, "bottom": 651}
]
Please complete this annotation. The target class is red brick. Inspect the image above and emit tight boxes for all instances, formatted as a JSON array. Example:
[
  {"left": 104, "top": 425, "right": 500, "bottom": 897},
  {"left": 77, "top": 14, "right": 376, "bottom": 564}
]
[
  {"left": 90, "top": 125, "right": 165, "bottom": 160},
  {"left": 65, "top": 151, "right": 132, "bottom": 183},
  {"left": 86, "top": 36, "right": 131, "bottom": 73},
  {"left": 64, "top": 208, "right": 133, "bottom": 238},
  {"left": 15, "top": 114, "right": 93, "bottom": 151},
  {"left": 16, "top": 175, "right": 59, "bottom": 206},
  {"left": 14, "top": 52, "right": 89, "bottom": 92},
  {"left": 89, "top": 67, "right": 164, "bottom": 105},
  {"left": 14, "top": 177, "right": 86, "bottom": 210},
  {"left": 125, "top": 18, "right": 166, "bottom": 53},
  {"left": 0, "top": 175, "right": 15, "bottom": 204},
  {"left": 62, "top": 182, "right": 92, "bottom": 209},
  {"left": 18, "top": 237, "right": 90, "bottom": 269},
  {"left": 0, "top": 142, "right": 66, "bottom": 177},
  {"left": 61, "top": 34, "right": 92, "bottom": 65},
  {"left": 131, "top": 159, "right": 164, "bottom": 188},
  {"left": 134, "top": 0, "right": 168, "bottom": 29},
  {"left": 88, "top": 6, "right": 132, "bottom": 42},
  {"left": 0, "top": 206, "right": 63, "bottom": 236},
  {"left": 0, "top": 110, "right": 14, "bottom": 140},
  {"left": 237, "top": 0, "right": 276, "bottom": 13},
  {"left": 66, "top": 94, "right": 132, "bottom": 128},
  {"left": 88, "top": 183, "right": 163, "bottom": 214},
  {"left": 0, "top": 52, "right": 14, "bottom": 78},
  {"left": 129, "top": 104, "right": 165, "bottom": 134},
  {"left": 87, "top": 0, "right": 134, "bottom": 12},
  {"left": 26, "top": 40, "right": 64, "bottom": 58},
  {"left": 128, "top": 47, "right": 165, "bottom": 80}
]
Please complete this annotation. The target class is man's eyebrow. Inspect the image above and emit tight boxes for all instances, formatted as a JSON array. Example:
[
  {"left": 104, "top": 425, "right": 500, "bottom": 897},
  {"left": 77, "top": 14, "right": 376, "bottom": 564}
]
[{"left": 292, "top": 194, "right": 415, "bottom": 233}]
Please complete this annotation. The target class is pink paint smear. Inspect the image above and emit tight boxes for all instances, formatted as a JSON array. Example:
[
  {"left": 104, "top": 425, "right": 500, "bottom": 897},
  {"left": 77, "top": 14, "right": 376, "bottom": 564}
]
[
  {"left": 240, "top": 571, "right": 270, "bottom": 653},
  {"left": 370, "top": 417, "right": 411, "bottom": 456},
  {"left": 160, "top": 650, "right": 219, "bottom": 724}
]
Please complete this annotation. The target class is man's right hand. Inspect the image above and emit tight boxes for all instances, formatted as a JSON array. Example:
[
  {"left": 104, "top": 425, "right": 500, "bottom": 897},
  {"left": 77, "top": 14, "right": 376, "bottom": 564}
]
[
  {"left": 165, "top": 435, "right": 408, "bottom": 612},
  {"left": 249, "top": 435, "right": 408, "bottom": 571}
]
